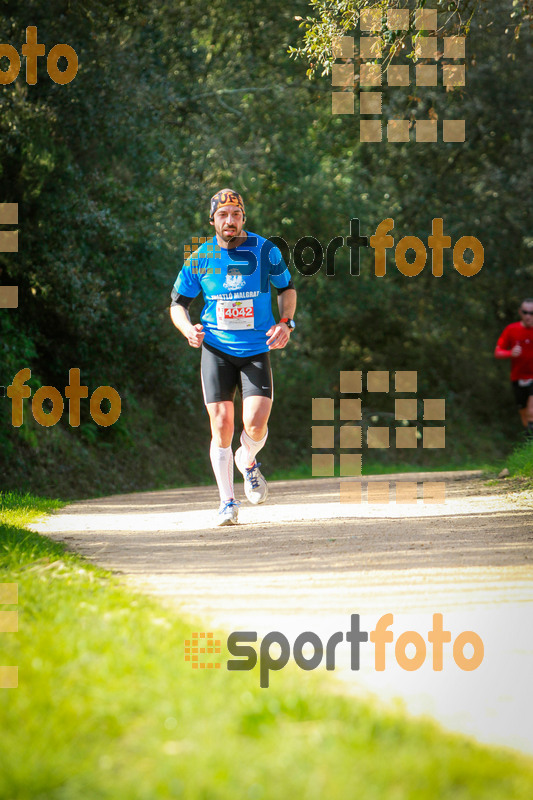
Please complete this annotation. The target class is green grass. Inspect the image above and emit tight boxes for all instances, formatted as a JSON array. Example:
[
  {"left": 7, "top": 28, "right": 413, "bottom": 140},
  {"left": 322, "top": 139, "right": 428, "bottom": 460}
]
[
  {"left": 506, "top": 439, "right": 533, "bottom": 488},
  {"left": 2, "top": 492, "right": 533, "bottom": 799}
]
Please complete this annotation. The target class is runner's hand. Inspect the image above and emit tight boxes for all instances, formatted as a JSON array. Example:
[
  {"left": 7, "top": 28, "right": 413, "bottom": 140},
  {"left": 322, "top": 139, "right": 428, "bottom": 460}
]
[
  {"left": 266, "top": 323, "right": 290, "bottom": 350},
  {"left": 511, "top": 344, "right": 522, "bottom": 357},
  {"left": 187, "top": 323, "right": 205, "bottom": 348}
]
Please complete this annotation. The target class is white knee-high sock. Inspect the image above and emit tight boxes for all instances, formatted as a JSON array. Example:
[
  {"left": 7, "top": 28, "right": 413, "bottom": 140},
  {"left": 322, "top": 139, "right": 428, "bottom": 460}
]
[
  {"left": 210, "top": 441, "right": 234, "bottom": 502},
  {"left": 240, "top": 428, "right": 268, "bottom": 468}
]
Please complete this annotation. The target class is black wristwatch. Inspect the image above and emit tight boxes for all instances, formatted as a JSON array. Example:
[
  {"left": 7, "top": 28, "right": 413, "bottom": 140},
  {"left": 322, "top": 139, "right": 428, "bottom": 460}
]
[{"left": 279, "top": 318, "right": 296, "bottom": 332}]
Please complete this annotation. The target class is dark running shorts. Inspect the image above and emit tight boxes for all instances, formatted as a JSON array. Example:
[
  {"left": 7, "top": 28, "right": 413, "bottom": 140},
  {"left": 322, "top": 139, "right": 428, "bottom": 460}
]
[
  {"left": 512, "top": 380, "right": 533, "bottom": 409},
  {"left": 200, "top": 341, "right": 273, "bottom": 404}
]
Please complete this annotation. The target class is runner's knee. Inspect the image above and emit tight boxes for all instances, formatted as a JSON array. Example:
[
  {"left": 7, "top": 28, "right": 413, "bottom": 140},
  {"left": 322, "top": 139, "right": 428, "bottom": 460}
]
[
  {"left": 243, "top": 421, "right": 268, "bottom": 440},
  {"left": 211, "top": 415, "right": 233, "bottom": 437}
]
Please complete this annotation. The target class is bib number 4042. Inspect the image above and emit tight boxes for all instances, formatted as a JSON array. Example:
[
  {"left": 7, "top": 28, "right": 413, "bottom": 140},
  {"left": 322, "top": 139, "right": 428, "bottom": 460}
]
[
  {"left": 216, "top": 299, "right": 254, "bottom": 330},
  {"left": 224, "top": 306, "right": 253, "bottom": 319}
]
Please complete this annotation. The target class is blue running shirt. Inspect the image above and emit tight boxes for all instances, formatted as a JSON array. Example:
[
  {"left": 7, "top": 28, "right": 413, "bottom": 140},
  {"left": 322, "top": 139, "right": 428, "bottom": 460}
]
[{"left": 173, "top": 231, "right": 292, "bottom": 357}]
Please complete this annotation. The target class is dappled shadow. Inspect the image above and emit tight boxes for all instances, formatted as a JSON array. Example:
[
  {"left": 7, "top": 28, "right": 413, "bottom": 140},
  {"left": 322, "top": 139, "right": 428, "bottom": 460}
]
[
  {"left": 51, "top": 508, "right": 533, "bottom": 575},
  {"left": 52, "top": 472, "right": 488, "bottom": 515}
]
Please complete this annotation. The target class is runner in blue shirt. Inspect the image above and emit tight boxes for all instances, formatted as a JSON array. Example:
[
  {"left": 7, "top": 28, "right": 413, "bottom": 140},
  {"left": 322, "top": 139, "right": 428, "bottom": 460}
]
[{"left": 170, "top": 189, "right": 297, "bottom": 525}]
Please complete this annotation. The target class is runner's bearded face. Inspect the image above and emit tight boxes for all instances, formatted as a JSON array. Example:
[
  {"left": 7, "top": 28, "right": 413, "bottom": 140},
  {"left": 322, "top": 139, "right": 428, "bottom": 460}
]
[{"left": 211, "top": 206, "right": 245, "bottom": 245}]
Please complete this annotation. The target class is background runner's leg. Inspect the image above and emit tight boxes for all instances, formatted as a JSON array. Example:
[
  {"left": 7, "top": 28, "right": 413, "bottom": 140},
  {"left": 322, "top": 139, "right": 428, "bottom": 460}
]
[
  {"left": 526, "top": 394, "right": 533, "bottom": 436},
  {"left": 207, "top": 401, "right": 235, "bottom": 500},
  {"left": 527, "top": 394, "right": 533, "bottom": 421},
  {"left": 519, "top": 400, "right": 532, "bottom": 429},
  {"left": 241, "top": 396, "right": 272, "bottom": 467}
]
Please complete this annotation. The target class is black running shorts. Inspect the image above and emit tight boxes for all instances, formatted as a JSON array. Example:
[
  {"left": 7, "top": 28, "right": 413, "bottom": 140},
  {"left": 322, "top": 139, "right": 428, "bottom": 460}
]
[
  {"left": 512, "top": 380, "right": 533, "bottom": 409},
  {"left": 200, "top": 341, "right": 273, "bottom": 404}
]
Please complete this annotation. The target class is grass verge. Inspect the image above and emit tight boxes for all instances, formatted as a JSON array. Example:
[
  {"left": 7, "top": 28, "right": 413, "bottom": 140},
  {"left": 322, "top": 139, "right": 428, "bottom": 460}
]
[
  {"left": 1, "top": 491, "right": 533, "bottom": 799},
  {"left": 506, "top": 439, "right": 533, "bottom": 487}
]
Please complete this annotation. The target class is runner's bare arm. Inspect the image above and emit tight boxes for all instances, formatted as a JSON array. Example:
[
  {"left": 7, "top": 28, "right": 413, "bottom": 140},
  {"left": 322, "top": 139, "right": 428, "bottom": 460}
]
[
  {"left": 266, "top": 288, "right": 297, "bottom": 349},
  {"left": 170, "top": 304, "right": 205, "bottom": 348},
  {"left": 278, "top": 288, "right": 297, "bottom": 321}
]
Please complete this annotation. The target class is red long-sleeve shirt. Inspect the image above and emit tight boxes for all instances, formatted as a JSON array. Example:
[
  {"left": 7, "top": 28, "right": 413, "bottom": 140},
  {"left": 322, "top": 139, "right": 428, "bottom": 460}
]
[{"left": 495, "top": 322, "right": 533, "bottom": 381}]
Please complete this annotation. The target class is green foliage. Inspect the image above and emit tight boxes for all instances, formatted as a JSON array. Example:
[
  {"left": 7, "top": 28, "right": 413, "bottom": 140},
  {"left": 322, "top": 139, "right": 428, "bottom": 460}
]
[
  {"left": 0, "top": 0, "right": 531, "bottom": 495},
  {"left": 290, "top": 0, "right": 533, "bottom": 79}
]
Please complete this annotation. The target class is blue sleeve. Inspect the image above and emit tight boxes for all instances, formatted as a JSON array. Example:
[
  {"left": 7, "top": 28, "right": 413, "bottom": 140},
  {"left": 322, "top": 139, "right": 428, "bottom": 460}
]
[
  {"left": 173, "top": 258, "right": 202, "bottom": 299},
  {"left": 268, "top": 246, "right": 291, "bottom": 288}
]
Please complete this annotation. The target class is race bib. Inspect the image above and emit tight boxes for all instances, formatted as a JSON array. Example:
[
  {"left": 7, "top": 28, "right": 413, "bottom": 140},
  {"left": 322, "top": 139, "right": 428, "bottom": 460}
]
[{"left": 216, "top": 299, "right": 255, "bottom": 330}]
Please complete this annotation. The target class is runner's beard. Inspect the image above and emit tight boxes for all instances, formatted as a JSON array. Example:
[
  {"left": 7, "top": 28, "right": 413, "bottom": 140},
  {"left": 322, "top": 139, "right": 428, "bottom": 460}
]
[{"left": 220, "top": 227, "right": 243, "bottom": 243}]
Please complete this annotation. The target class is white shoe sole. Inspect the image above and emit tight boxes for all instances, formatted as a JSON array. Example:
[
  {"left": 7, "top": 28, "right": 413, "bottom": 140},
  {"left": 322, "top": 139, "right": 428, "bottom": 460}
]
[
  {"left": 216, "top": 509, "right": 239, "bottom": 526},
  {"left": 217, "top": 515, "right": 238, "bottom": 526}
]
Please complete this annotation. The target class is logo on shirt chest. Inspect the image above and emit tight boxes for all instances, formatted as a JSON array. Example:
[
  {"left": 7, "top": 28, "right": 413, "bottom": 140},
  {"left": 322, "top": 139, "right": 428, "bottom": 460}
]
[{"left": 223, "top": 272, "right": 247, "bottom": 292}]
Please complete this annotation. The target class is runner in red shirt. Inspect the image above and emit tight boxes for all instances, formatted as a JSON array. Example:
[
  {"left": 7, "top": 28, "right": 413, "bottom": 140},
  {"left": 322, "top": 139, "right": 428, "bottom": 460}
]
[{"left": 494, "top": 298, "right": 533, "bottom": 435}]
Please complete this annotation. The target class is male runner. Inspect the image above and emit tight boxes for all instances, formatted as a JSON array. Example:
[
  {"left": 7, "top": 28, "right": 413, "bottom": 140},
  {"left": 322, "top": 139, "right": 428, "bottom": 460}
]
[
  {"left": 494, "top": 297, "right": 533, "bottom": 437},
  {"left": 170, "top": 189, "right": 297, "bottom": 525}
]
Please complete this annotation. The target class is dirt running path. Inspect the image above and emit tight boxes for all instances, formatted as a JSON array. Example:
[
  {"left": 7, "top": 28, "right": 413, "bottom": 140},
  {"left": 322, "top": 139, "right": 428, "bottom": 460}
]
[{"left": 32, "top": 471, "right": 533, "bottom": 755}]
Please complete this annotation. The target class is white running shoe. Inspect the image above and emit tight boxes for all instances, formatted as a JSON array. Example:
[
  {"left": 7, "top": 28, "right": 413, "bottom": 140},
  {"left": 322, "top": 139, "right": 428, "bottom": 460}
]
[
  {"left": 235, "top": 447, "right": 269, "bottom": 505},
  {"left": 216, "top": 499, "right": 240, "bottom": 526}
]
